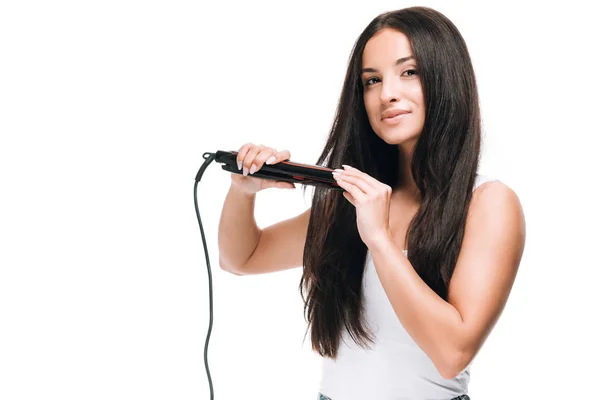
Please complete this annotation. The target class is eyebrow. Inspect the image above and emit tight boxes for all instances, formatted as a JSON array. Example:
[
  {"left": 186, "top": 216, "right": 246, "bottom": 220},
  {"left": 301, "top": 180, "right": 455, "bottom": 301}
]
[{"left": 361, "top": 56, "right": 415, "bottom": 74}]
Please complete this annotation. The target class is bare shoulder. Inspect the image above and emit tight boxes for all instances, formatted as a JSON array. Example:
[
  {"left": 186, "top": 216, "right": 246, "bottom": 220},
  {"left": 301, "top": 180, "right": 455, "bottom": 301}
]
[
  {"left": 469, "top": 179, "right": 525, "bottom": 225},
  {"left": 464, "top": 179, "right": 526, "bottom": 265}
]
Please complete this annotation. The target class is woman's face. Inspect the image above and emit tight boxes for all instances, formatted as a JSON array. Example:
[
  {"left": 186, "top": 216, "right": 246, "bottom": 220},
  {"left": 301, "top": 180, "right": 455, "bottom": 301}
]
[{"left": 361, "top": 28, "right": 425, "bottom": 146}]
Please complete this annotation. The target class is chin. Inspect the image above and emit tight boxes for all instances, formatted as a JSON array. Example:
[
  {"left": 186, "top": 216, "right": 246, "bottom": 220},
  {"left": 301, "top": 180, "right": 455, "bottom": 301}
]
[{"left": 375, "top": 127, "right": 419, "bottom": 145}]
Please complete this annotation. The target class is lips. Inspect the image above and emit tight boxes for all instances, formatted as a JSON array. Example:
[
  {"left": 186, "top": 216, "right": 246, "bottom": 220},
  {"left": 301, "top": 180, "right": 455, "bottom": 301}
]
[{"left": 381, "top": 108, "right": 410, "bottom": 120}]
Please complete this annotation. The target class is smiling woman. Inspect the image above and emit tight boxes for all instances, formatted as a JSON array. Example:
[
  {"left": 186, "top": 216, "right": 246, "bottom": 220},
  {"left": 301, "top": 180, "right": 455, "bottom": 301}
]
[
  {"left": 218, "top": 4, "right": 526, "bottom": 400},
  {"left": 292, "top": 6, "right": 526, "bottom": 400},
  {"left": 361, "top": 42, "right": 424, "bottom": 146}
]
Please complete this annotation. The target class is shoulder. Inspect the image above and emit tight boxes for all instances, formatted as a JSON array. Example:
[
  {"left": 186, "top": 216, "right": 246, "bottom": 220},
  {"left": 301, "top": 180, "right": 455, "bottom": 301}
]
[
  {"left": 463, "top": 177, "right": 526, "bottom": 268},
  {"left": 470, "top": 177, "right": 523, "bottom": 221}
]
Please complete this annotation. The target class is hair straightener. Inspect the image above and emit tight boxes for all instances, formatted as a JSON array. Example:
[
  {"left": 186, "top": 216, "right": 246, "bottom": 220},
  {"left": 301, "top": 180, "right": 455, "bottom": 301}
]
[{"left": 213, "top": 150, "right": 344, "bottom": 191}]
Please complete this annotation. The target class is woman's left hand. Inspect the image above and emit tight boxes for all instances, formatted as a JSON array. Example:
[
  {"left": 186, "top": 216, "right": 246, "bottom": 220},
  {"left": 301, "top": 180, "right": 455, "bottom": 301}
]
[{"left": 332, "top": 165, "right": 392, "bottom": 248}]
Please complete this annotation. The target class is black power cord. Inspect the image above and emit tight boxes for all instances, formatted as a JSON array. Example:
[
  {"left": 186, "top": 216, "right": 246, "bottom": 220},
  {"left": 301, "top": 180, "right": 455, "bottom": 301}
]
[{"left": 194, "top": 152, "right": 217, "bottom": 400}]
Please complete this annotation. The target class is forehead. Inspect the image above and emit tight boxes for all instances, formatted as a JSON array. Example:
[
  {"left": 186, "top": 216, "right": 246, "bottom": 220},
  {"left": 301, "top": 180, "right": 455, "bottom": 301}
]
[{"left": 362, "top": 28, "right": 413, "bottom": 66}]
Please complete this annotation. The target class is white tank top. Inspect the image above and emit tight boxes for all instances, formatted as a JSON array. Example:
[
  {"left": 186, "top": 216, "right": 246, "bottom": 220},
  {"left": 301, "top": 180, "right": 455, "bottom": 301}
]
[{"left": 318, "top": 174, "right": 498, "bottom": 400}]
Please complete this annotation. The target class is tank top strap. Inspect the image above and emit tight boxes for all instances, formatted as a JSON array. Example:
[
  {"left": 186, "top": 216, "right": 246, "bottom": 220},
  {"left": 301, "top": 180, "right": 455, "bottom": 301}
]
[{"left": 473, "top": 173, "right": 499, "bottom": 192}]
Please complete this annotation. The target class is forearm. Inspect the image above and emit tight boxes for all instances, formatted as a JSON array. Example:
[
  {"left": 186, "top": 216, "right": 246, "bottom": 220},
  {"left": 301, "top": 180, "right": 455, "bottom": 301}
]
[
  {"left": 368, "top": 235, "right": 467, "bottom": 378},
  {"left": 218, "top": 184, "right": 262, "bottom": 272}
]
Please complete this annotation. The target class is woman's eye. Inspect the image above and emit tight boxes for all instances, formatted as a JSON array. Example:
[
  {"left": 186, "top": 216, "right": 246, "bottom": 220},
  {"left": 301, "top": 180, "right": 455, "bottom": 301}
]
[
  {"left": 364, "top": 77, "right": 379, "bottom": 86},
  {"left": 365, "top": 69, "right": 418, "bottom": 86}
]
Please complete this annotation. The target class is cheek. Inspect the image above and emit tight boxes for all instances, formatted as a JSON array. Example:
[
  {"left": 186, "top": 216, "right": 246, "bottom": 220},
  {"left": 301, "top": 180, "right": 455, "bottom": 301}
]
[
  {"left": 364, "top": 95, "right": 379, "bottom": 123},
  {"left": 410, "top": 87, "right": 425, "bottom": 108}
]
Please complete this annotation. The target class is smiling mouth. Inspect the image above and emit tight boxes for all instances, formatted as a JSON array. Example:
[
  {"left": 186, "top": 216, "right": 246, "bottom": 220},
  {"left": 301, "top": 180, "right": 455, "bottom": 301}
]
[{"left": 382, "top": 113, "right": 410, "bottom": 124}]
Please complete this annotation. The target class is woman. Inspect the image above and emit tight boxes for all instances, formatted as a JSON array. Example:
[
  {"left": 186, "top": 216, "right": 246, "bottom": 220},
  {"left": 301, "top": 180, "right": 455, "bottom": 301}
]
[{"left": 218, "top": 6, "right": 526, "bottom": 400}]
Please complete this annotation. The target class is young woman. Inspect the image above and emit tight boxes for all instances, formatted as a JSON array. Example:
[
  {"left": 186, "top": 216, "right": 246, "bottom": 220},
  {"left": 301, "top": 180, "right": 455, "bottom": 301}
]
[{"left": 219, "top": 6, "right": 526, "bottom": 400}]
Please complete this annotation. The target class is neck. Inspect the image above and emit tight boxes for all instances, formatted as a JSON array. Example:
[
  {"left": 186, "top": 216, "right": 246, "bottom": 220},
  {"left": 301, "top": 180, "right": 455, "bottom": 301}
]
[{"left": 393, "top": 141, "right": 420, "bottom": 202}]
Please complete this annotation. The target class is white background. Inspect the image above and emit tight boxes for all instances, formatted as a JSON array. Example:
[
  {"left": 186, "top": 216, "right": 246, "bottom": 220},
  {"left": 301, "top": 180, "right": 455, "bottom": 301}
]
[{"left": 1, "top": 1, "right": 599, "bottom": 399}]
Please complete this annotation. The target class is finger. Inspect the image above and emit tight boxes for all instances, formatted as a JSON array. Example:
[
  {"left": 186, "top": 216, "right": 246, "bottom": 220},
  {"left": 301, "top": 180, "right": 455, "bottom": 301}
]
[
  {"left": 272, "top": 180, "right": 296, "bottom": 189},
  {"left": 265, "top": 149, "right": 291, "bottom": 165},
  {"left": 236, "top": 143, "right": 254, "bottom": 171},
  {"left": 342, "top": 191, "right": 356, "bottom": 206},
  {"left": 242, "top": 144, "right": 264, "bottom": 176},
  {"left": 341, "top": 165, "right": 382, "bottom": 189},
  {"left": 261, "top": 177, "right": 295, "bottom": 190},
  {"left": 333, "top": 171, "right": 373, "bottom": 195},
  {"left": 251, "top": 147, "right": 280, "bottom": 175},
  {"left": 332, "top": 174, "right": 366, "bottom": 202}
]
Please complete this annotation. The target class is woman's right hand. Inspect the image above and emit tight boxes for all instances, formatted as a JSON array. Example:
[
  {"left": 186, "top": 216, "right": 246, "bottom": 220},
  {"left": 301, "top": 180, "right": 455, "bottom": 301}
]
[{"left": 230, "top": 143, "right": 297, "bottom": 195}]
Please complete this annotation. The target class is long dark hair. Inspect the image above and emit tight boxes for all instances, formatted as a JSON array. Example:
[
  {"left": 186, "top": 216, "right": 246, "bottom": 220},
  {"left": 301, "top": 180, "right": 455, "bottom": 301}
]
[{"left": 298, "top": 6, "right": 482, "bottom": 359}]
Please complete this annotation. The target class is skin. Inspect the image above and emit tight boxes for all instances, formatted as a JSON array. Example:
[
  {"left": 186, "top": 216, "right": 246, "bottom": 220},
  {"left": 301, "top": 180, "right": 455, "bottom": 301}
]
[
  {"left": 331, "top": 28, "right": 527, "bottom": 379},
  {"left": 361, "top": 28, "right": 426, "bottom": 202}
]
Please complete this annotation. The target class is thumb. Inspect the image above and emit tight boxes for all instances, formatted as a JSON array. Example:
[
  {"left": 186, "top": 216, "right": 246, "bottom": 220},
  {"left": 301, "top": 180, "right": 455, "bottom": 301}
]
[{"left": 274, "top": 181, "right": 296, "bottom": 189}]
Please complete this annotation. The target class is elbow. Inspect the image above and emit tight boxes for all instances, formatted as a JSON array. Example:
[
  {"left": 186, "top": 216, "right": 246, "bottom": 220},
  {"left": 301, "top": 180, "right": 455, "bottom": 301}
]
[
  {"left": 224, "top": 268, "right": 245, "bottom": 276},
  {"left": 219, "top": 256, "right": 245, "bottom": 276}
]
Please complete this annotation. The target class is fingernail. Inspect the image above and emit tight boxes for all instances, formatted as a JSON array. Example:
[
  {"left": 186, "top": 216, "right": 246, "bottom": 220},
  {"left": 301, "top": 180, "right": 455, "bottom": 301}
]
[
  {"left": 237, "top": 161, "right": 242, "bottom": 170},
  {"left": 334, "top": 169, "right": 344, "bottom": 173},
  {"left": 243, "top": 166, "right": 248, "bottom": 176},
  {"left": 266, "top": 156, "right": 276, "bottom": 165},
  {"left": 249, "top": 164, "right": 257, "bottom": 175},
  {"left": 342, "top": 164, "right": 352, "bottom": 169}
]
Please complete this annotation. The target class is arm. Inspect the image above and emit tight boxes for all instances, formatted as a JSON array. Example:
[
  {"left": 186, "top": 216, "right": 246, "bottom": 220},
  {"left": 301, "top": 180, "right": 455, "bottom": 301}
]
[
  {"left": 218, "top": 184, "right": 261, "bottom": 274},
  {"left": 368, "top": 181, "right": 526, "bottom": 379},
  {"left": 218, "top": 184, "right": 310, "bottom": 275}
]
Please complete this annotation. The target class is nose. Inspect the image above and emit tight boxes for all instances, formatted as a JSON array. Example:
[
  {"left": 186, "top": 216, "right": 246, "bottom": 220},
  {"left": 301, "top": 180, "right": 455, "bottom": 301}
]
[{"left": 379, "top": 76, "right": 400, "bottom": 104}]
